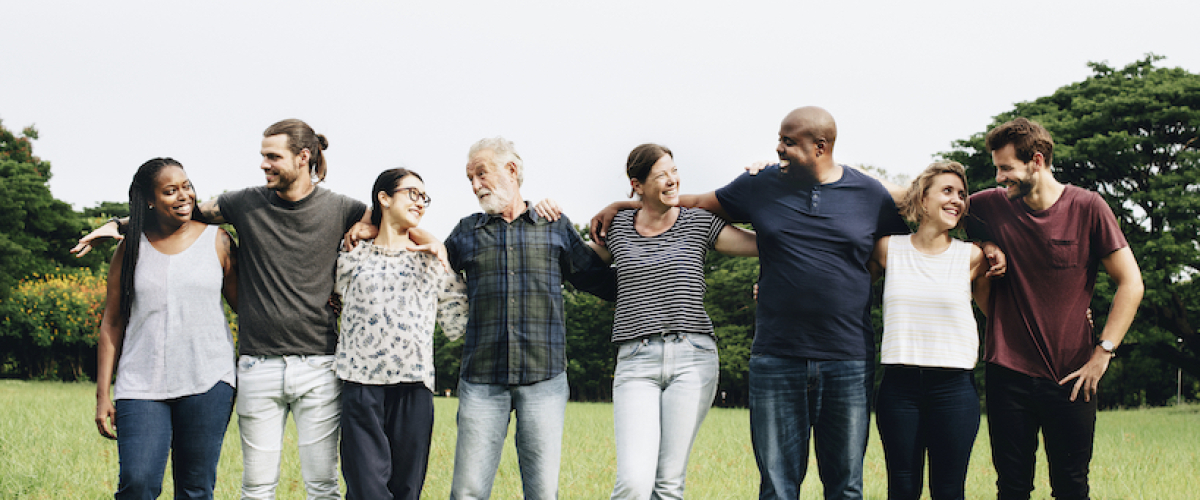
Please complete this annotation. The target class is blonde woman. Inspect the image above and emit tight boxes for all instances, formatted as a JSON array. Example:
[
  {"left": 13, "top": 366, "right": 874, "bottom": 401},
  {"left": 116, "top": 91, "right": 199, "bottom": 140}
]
[{"left": 868, "top": 161, "right": 989, "bottom": 500}]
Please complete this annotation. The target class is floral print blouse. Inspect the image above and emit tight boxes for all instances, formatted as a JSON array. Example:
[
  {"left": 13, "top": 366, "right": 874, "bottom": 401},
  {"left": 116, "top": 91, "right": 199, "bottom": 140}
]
[{"left": 335, "top": 241, "right": 468, "bottom": 391}]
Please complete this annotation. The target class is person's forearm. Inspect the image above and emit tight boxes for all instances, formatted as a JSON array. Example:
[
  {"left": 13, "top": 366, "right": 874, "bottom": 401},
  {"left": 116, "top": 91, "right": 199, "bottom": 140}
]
[{"left": 1099, "top": 283, "right": 1143, "bottom": 347}]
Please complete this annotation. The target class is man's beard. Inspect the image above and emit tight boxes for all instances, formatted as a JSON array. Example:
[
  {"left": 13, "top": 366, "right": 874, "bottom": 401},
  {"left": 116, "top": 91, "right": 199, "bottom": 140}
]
[
  {"left": 477, "top": 187, "right": 510, "bottom": 214},
  {"left": 1005, "top": 179, "right": 1033, "bottom": 199}
]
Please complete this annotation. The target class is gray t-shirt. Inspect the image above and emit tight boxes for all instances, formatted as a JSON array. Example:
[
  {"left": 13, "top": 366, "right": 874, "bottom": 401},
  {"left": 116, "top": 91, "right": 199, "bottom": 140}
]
[{"left": 218, "top": 185, "right": 367, "bottom": 355}]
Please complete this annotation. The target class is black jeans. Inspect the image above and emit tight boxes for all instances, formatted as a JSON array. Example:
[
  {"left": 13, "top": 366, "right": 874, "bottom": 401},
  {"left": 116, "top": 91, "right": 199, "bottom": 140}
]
[
  {"left": 876, "top": 365, "right": 980, "bottom": 500},
  {"left": 340, "top": 381, "right": 435, "bottom": 500},
  {"left": 986, "top": 363, "right": 1097, "bottom": 500}
]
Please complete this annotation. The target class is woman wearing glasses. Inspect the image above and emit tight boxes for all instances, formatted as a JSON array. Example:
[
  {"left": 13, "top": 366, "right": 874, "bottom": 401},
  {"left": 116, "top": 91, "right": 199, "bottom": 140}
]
[{"left": 334, "top": 168, "right": 467, "bottom": 500}]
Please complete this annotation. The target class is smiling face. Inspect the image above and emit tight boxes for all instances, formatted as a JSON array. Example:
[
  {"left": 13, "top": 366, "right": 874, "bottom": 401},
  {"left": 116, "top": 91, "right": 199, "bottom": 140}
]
[
  {"left": 260, "top": 134, "right": 309, "bottom": 192},
  {"left": 992, "top": 144, "right": 1038, "bottom": 200},
  {"left": 466, "top": 148, "right": 519, "bottom": 214},
  {"left": 378, "top": 175, "right": 427, "bottom": 231},
  {"left": 775, "top": 119, "right": 815, "bottom": 176},
  {"left": 632, "top": 154, "right": 680, "bottom": 209},
  {"left": 919, "top": 172, "right": 967, "bottom": 230},
  {"left": 149, "top": 165, "right": 196, "bottom": 227}
]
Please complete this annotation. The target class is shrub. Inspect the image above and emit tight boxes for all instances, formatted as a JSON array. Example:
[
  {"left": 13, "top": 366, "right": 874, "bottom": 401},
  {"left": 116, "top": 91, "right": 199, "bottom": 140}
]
[{"left": 0, "top": 269, "right": 105, "bottom": 380}]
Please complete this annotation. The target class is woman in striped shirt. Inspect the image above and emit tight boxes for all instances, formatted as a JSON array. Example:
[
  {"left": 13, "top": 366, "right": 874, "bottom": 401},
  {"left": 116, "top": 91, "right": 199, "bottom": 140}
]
[
  {"left": 867, "top": 161, "right": 990, "bottom": 500},
  {"left": 586, "top": 143, "right": 758, "bottom": 499}
]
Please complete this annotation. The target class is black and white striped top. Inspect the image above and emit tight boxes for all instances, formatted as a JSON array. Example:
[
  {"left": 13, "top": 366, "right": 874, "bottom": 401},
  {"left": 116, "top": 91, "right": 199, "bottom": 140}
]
[{"left": 607, "top": 208, "right": 727, "bottom": 343}]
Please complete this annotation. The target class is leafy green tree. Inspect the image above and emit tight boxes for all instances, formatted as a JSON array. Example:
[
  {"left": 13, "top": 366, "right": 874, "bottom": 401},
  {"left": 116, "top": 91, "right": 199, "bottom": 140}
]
[
  {"left": 0, "top": 120, "right": 99, "bottom": 299},
  {"left": 942, "top": 54, "right": 1200, "bottom": 407}
]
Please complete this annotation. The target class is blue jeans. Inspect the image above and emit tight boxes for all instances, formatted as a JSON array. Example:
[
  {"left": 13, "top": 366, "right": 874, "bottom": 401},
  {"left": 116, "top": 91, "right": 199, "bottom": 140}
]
[
  {"left": 114, "top": 381, "right": 234, "bottom": 500},
  {"left": 236, "top": 355, "right": 342, "bottom": 500},
  {"left": 611, "top": 333, "right": 719, "bottom": 500},
  {"left": 986, "top": 363, "right": 1097, "bottom": 500},
  {"left": 450, "top": 371, "right": 568, "bottom": 500},
  {"left": 749, "top": 355, "right": 872, "bottom": 500},
  {"left": 875, "top": 365, "right": 980, "bottom": 500}
]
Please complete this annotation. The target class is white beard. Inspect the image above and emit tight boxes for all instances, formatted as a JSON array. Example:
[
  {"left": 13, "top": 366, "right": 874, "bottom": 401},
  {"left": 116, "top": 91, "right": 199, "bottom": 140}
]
[{"left": 477, "top": 188, "right": 510, "bottom": 214}]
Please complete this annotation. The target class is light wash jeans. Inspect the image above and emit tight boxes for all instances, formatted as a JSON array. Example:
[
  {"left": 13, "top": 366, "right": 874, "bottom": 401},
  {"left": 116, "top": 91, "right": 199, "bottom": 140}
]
[
  {"left": 236, "top": 355, "right": 341, "bottom": 500},
  {"left": 450, "top": 371, "right": 568, "bottom": 500},
  {"left": 611, "top": 333, "right": 719, "bottom": 500},
  {"left": 749, "top": 355, "right": 872, "bottom": 500}
]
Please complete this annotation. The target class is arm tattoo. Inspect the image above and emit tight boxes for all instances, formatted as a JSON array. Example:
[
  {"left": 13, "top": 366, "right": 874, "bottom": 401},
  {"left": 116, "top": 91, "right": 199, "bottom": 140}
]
[{"left": 196, "top": 200, "right": 224, "bottom": 225}]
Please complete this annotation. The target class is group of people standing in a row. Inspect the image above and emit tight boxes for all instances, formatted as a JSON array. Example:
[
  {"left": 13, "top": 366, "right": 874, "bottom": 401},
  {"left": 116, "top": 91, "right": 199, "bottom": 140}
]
[{"left": 80, "top": 106, "right": 1142, "bottom": 500}]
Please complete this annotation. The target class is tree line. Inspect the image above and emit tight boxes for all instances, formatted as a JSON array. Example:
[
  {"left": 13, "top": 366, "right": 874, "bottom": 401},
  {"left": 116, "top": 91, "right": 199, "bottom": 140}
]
[{"left": 2, "top": 55, "right": 1197, "bottom": 409}]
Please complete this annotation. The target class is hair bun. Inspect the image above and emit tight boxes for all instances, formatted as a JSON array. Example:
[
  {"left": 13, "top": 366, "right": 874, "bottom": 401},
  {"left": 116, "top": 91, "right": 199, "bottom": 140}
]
[{"left": 317, "top": 134, "right": 329, "bottom": 150}]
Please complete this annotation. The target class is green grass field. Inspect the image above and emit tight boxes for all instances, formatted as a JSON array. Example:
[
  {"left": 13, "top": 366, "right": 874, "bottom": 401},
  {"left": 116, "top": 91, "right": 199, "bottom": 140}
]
[{"left": 2, "top": 380, "right": 1196, "bottom": 499}]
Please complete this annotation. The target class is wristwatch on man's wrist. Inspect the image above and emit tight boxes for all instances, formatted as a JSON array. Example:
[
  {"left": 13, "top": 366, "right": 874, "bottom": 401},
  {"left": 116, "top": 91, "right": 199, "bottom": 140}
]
[
  {"left": 1097, "top": 339, "right": 1116, "bottom": 356},
  {"left": 107, "top": 216, "right": 126, "bottom": 236}
]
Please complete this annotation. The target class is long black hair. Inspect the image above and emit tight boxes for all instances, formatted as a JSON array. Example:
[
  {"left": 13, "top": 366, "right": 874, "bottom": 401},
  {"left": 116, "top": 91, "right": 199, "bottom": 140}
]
[{"left": 118, "top": 158, "right": 185, "bottom": 321}]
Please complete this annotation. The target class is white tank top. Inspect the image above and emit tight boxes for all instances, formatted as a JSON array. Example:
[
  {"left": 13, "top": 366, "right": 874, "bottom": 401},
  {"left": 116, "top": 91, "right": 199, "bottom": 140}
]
[
  {"left": 114, "top": 225, "right": 236, "bottom": 400},
  {"left": 880, "top": 235, "right": 979, "bottom": 369}
]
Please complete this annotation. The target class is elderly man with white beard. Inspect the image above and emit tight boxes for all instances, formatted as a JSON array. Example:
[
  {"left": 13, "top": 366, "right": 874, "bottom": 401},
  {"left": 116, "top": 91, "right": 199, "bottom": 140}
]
[{"left": 443, "top": 137, "right": 616, "bottom": 500}]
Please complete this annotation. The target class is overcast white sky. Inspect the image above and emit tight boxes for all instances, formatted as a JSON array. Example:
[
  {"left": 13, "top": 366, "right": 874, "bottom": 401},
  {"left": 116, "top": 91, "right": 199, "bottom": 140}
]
[{"left": 4, "top": 1, "right": 1199, "bottom": 238}]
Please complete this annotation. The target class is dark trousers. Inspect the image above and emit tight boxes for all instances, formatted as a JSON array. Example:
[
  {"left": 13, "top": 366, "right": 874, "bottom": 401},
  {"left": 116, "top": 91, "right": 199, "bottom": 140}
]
[
  {"left": 986, "top": 364, "right": 1097, "bottom": 500},
  {"left": 114, "top": 381, "right": 234, "bottom": 500},
  {"left": 875, "top": 365, "right": 980, "bottom": 500},
  {"left": 341, "top": 381, "right": 435, "bottom": 500}
]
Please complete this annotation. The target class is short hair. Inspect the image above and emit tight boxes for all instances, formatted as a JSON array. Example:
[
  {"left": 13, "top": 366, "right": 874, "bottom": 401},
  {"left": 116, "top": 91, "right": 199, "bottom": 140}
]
[
  {"left": 369, "top": 168, "right": 424, "bottom": 227},
  {"left": 468, "top": 137, "right": 524, "bottom": 186},
  {"left": 985, "top": 117, "right": 1054, "bottom": 166},
  {"left": 263, "top": 119, "right": 329, "bottom": 183},
  {"left": 900, "top": 161, "right": 969, "bottom": 226},
  {"left": 122, "top": 157, "right": 187, "bottom": 321}
]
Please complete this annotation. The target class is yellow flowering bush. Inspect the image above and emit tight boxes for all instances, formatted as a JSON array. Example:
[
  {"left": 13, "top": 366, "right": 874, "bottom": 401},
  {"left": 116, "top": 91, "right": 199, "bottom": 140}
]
[{"left": 0, "top": 269, "right": 104, "bottom": 380}]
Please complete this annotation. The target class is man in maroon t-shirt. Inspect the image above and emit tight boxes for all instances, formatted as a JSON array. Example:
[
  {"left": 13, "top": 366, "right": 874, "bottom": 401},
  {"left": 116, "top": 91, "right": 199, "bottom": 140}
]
[{"left": 969, "top": 118, "right": 1144, "bottom": 500}]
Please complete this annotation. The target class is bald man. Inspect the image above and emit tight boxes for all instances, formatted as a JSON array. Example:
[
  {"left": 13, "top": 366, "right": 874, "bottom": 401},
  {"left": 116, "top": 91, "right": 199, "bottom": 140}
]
[{"left": 591, "top": 107, "right": 908, "bottom": 499}]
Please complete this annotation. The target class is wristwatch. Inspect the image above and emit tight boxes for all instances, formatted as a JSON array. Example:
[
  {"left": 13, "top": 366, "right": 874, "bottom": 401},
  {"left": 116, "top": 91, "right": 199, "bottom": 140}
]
[
  {"left": 107, "top": 216, "right": 126, "bottom": 236},
  {"left": 1097, "top": 339, "right": 1116, "bottom": 356}
]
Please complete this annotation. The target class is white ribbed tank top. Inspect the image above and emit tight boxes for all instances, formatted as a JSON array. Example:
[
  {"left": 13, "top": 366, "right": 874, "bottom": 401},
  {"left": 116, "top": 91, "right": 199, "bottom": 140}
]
[{"left": 880, "top": 235, "right": 978, "bottom": 369}]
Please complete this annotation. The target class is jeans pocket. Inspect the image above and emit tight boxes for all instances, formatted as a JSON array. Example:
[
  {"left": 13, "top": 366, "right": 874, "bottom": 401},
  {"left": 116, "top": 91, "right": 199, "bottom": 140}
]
[
  {"left": 305, "top": 355, "right": 336, "bottom": 371},
  {"left": 685, "top": 334, "right": 717, "bottom": 354},
  {"left": 617, "top": 340, "right": 645, "bottom": 361}
]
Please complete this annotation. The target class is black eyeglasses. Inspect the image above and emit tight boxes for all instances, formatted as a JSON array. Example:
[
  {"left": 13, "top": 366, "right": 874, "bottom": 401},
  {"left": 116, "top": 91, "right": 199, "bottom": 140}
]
[{"left": 394, "top": 187, "right": 432, "bottom": 206}]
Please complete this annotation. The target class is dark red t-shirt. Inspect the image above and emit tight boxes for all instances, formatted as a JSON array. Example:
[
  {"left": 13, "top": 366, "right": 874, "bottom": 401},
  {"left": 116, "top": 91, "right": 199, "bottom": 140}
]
[{"left": 968, "top": 186, "right": 1128, "bottom": 381}]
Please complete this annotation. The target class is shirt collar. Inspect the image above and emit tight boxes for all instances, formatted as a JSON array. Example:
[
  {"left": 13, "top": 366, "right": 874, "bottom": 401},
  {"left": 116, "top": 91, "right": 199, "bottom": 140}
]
[{"left": 473, "top": 201, "right": 545, "bottom": 228}]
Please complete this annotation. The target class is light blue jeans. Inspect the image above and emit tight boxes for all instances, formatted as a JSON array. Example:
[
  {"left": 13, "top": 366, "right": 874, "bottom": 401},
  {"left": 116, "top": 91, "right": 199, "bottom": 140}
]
[
  {"left": 749, "top": 355, "right": 872, "bottom": 500},
  {"left": 236, "top": 355, "right": 342, "bottom": 500},
  {"left": 611, "top": 333, "right": 719, "bottom": 500},
  {"left": 450, "top": 371, "right": 568, "bottom": 500}
]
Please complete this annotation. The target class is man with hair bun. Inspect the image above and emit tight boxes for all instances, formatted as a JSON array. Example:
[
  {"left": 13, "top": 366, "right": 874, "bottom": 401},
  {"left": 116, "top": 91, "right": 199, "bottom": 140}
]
[
  {"left": 969, "top": 117, "right": 1144, "bottom": 500},
  {"left": 76, "top": 119, "right": 438, "bottom": 499}
]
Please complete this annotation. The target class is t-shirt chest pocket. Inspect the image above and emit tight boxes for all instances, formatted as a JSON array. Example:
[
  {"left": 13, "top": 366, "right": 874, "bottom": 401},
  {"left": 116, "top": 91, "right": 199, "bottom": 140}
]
[{"left": 1049, "top": 238, "right": 1081, "bottom": 268}]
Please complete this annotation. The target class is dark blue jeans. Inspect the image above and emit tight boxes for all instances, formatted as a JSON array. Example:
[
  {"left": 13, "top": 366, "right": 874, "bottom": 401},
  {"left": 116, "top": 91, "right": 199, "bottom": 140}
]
[
  {"left": 986, "top": 364, "right": 1097, "bottom": 500},
  {"left": 875, "top": 365, "right": 980, "bottom": 500},
  {"left": 749, "top": 355, "right": 872, "bottom": 500},
  {"left": 114, "top": 381, "right": 234, "bottom": 500}
]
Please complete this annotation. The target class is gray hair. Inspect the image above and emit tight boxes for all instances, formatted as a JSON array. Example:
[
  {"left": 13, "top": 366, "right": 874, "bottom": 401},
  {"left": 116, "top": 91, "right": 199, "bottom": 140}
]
[{"left": 468, "top": 136, "right": 524, "bottom": 186}]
